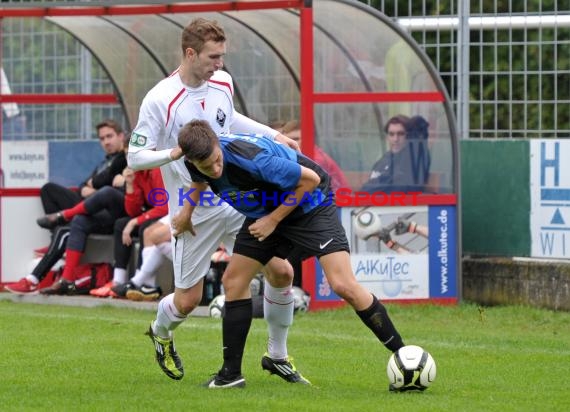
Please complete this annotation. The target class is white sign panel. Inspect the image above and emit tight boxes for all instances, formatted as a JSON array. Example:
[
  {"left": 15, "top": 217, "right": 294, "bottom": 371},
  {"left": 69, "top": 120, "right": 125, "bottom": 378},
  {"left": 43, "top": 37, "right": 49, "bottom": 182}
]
[
  {"left": 333, "top": 206, "right": 430, "bottom": 300},
  {"left": 312, "top": 204, "right": 458, "bottom": 304},
  {"left": 351, "top": 253, "right": 429, "bottom": 299},
  {"left": 1, "top": 140, "right": 48, "bottom": 188},
  {"left": 530, "top": 140, "right": 570, "bottom": 258}
]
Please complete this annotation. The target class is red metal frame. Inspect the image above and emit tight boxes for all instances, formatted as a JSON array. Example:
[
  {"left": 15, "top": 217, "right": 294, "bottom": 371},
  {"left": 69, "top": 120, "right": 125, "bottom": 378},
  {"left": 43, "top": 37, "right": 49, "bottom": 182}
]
[
  {"left": 0, "top": 94, "right": 119, "bottom": 104},
  {"left": 314, "top": 91, "right": 445, "bottom": 103},
  {"left": 0, "top": 189, "right": 41, "bottom": 197},
  {"left": 299, "top": 1, "right": 314, "bottom": 160},
  {"left": 0, "top": 1, "right": 303, "bottom": 18}
]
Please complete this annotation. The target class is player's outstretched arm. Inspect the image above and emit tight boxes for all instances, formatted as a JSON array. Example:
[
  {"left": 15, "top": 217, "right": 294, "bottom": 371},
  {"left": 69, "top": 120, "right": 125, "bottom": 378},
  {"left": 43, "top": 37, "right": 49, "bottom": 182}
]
[
  {"left": 231, "top": 111, "right": 299, "bottom": 151},
  {"left": 127, "top": 147, "right": 179, "bottom": 171}
]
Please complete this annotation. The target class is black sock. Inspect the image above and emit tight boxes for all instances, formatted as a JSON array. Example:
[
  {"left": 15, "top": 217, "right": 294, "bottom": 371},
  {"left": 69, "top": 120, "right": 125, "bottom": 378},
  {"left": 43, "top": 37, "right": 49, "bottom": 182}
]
[
  {"left": 356, "top": 295, "right": 405, "bottom": 352},
  {"left": 220, "top": 298, "right": 253, "bottom": 378}
]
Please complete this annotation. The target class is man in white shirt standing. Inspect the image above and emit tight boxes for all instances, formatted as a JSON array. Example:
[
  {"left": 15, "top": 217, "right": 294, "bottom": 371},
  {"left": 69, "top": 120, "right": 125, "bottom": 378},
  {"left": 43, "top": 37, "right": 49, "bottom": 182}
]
[{"left": 128, "top": 17, "right": 309, "bottom": 386}]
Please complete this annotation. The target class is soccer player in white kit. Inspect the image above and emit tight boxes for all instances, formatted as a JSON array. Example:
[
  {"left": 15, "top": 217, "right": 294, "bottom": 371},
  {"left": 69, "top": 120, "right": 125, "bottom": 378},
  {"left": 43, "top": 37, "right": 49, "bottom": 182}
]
[{"left": 128, "top": 18, "right": 309, "bottom": 385}]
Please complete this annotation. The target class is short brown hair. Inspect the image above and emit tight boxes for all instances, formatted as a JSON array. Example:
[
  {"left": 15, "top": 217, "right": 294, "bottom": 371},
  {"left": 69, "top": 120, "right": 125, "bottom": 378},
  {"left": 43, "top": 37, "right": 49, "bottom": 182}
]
[
  {"left": 268, "top": 120, "right": 286, "bottom": 132},
  {"left": 384, "top": 115, "right": 410, "bottom": 133},
  {"left": 281, "top": 120, "right": 300, "bottom": 134},
  {"left": 178, "top": 119, "right": 219, "bottom": 162},
  {"left": 181, "top": 18, "right": 226, "bottom": 55},
  {"left": 96, "top": 119, "right": 124, "bottom": 135}
]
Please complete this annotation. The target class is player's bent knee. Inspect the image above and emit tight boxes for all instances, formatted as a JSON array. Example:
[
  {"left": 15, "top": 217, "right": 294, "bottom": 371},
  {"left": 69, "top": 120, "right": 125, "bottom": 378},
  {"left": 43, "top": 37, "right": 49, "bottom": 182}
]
[
  {"left": 263, "top": 259, "right": 294, "bottom": 284},
  {"left": 263, "top": 269, "right": 293, "bottom": 286},
  {"left": 175, "top": 299, "right": 199, "bottom": 315},
  {"left": 174, "top": 287, "right": 202, "bottom": 315}
]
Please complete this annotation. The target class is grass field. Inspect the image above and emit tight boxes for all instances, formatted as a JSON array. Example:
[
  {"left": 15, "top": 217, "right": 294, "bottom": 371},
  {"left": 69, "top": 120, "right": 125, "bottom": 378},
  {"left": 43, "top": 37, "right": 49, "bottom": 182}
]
[{"left": 1, "top": 299, "right": 569, "bottom": 412}]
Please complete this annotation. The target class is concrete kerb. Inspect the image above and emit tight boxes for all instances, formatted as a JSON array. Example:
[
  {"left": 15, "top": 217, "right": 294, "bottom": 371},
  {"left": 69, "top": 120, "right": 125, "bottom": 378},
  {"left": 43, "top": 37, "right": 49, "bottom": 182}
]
[{"left": 0, "top": 292, "right": 210, "bottom": 317}]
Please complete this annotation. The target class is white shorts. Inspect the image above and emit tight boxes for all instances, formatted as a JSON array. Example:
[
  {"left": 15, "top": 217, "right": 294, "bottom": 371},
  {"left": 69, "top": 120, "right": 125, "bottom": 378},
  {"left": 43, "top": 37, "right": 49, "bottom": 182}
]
[{"left": 172, "top": 206, "right": 245, "bottom": 289}]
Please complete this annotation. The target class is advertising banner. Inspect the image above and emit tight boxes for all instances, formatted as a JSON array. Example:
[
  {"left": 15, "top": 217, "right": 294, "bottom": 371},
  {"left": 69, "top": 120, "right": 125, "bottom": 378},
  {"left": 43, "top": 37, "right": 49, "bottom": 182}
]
[
  {"left": 530, "top": 140, "right": 570, "bottom": 258},
  {"left": 313, "top": 205, "right": 457, "bottom": 302},
  {"left": 0, "top": 140, "right": 48, "bottom": 188}
]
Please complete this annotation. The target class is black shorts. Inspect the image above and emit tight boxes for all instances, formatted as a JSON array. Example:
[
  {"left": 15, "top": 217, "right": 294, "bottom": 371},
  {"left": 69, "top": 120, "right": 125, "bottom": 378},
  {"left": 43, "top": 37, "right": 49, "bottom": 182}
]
[{"left": 233, "top": 204, "right": 350, "bottom": 266}]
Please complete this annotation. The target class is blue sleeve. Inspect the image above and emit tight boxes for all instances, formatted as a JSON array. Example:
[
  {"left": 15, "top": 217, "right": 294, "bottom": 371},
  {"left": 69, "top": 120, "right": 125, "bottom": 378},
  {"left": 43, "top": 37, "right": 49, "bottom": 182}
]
[{"left": 233, "top": 150, "right": 300, "bottom": 190}]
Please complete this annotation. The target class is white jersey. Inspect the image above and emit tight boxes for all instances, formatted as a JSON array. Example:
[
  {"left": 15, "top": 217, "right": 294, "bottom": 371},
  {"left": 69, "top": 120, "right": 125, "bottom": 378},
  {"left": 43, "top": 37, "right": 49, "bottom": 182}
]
[
  {"left": 128, "top": 69, "right": 280, "bottom": 288},
  {"left": 128, "top": 69, "right": 276, "bottom": 224}
]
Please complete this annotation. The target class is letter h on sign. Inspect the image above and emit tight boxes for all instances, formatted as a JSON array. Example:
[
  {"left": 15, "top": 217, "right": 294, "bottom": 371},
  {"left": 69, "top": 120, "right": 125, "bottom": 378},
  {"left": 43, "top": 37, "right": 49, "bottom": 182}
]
[{"left": 540, "top": 141, "right": 559, "bottom": 188}]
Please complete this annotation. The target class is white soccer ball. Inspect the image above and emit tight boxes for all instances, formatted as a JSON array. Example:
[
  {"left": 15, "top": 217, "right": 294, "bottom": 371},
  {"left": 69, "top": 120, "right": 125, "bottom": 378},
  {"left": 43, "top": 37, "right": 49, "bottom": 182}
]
[
  {"left": 291, "top": 286, "right": 310, "bottom": 313},
  {"left": 249, "top": 274, "right": 263, "bottom": 297},
  {"left": 354, "top": 210, "right": 382, "bottom": 240},
  {"left": 387, "top": 345, "right": 436, "bottom": 391},
  {"left": 208, "top": 294, "right": 225, "bottom": 318}
]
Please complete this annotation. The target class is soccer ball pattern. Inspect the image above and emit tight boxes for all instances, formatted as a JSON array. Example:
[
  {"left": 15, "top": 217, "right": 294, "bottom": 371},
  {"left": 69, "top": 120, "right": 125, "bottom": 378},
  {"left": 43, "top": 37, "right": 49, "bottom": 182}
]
[
  {"left": 387, "top": 345, "right": 436, "bottom": 391},
  {"left": 208, "top": 294, "right": 225, "bottom": 318},
  {"left": 291, "top": 286, "right": 310, "bottom": 313},
  {"left": 354, "top": 210, "right": 382, "bottom": 240}
]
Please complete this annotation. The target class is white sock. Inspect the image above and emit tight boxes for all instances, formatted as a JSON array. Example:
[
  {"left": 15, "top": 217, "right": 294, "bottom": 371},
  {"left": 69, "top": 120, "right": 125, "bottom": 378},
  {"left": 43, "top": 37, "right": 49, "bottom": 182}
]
[
  {"left": 129, "top": 269, "right": 142, "bottom": 287},
  {"left": 153, "top": 293, "right": 188, "bottom": 339},
  {"left": 132, "top": 245, "right": 164, "bottom": 286},
  {"left": 113, "top": 268, "right": 128, "bottom": 284},
  {"left": 264, "top": 279, "right": 294, "bottom": 360},
  {"left": 26, "top": 275, "right": 39, "bottom": 285}
]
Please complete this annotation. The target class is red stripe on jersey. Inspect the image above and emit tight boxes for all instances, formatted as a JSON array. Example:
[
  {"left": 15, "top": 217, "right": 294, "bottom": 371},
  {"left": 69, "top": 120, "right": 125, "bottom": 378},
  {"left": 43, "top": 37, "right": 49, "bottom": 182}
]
[
  {"left": 166, "top": 88, "right": 185, "bottom": 127},
  {"left": 208, "top": 79, "right": 233, "bottom": 95}
]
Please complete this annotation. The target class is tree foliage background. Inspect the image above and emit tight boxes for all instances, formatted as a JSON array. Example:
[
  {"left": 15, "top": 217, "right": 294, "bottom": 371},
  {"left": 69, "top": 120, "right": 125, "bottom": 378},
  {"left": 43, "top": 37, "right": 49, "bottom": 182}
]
[{"left": 361, "top": 0, "right": 570, "bottom": 138}]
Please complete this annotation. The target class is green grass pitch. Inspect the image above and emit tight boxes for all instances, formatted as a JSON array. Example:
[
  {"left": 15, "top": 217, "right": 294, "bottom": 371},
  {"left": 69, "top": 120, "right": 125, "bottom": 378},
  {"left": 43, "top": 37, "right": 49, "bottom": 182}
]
[{"left": 1, "top": 299, "right": 569, "bottom": 411}]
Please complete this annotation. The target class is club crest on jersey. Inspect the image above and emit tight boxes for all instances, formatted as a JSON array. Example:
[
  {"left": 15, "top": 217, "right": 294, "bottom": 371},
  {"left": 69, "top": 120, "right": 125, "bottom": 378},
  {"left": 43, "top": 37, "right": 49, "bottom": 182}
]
[
  {"left": 216, "top": 108, "right": 227, "bottom": 127},
  {"left": 130, "top": 132, "right": 147, "bottom": 147}
]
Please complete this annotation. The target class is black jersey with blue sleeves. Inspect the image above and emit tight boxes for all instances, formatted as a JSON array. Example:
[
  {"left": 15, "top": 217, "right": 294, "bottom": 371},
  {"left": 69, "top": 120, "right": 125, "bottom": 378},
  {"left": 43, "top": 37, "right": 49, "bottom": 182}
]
[{"left": 185, "top": 133, "right": 332, "bottom": 219}]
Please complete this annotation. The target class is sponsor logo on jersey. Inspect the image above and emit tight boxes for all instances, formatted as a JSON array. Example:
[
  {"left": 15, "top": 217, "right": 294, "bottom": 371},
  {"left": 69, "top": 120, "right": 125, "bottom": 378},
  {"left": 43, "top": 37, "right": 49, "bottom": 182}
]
[
  {"left": 130, "top": 132, "right": 147, "bottom": 147},
  {"left": 216, "top": 108, "right": 226, "bottom": 127}
]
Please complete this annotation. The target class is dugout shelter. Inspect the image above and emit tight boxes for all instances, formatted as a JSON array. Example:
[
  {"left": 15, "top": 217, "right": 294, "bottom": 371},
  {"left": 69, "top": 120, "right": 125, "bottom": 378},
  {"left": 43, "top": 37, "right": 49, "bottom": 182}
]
[{"left": 0, "top": 0, "right": 460, "bottom": 308}]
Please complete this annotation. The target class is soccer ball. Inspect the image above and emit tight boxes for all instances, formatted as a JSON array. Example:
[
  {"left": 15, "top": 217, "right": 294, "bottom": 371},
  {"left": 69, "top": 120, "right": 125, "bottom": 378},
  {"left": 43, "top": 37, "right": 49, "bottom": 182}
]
[
  {"left": 291, "top": 286, "right": 310, "bottom": 313},
  {"left": 387, "top": 345, "right": 436, "bottom": 391},
  {"left": 249, "top": 274, "right": 264, "bottom": 297},
  {"left": 208, "top": 294, "right": 225, "bottom": 318},
  {"left": 354, "top": 210, "right": 382, "bottom": 240}
]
